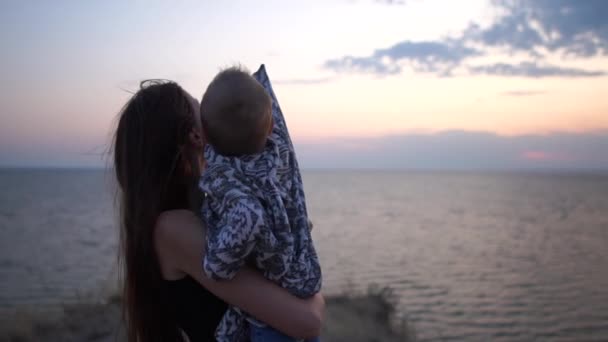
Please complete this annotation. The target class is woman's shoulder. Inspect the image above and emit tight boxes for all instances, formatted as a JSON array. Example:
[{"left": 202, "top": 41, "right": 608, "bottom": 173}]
[
  {"left": 155, "top": 209, "right": 203, "bottom": 280},
  {"left": 155, "top": 209, "right": 203, "bottom": 249},
  {"left": 156, "top": 209, "right": 199, "bottom": 232}
]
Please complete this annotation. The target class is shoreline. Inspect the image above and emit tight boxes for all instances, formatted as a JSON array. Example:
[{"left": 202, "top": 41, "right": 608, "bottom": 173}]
[{"left": 0, "top": 292, "right": 412, "bottom": 342}]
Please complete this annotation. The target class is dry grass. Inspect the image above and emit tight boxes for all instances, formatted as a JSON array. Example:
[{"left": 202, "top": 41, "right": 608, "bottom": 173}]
[
  {"left": 0, "top": 298, "right": 124, "bottom": 342},
  {"left": 322, "top": 286, "right": 414, "bottom": 342},
  {"left": 1, "top": 288, "right": 413, "bottom": 342}
]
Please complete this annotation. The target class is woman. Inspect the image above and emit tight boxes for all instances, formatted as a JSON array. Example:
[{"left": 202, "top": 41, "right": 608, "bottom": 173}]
[{"left": 113, "top": 80, "right": 324, "bottom": 341}]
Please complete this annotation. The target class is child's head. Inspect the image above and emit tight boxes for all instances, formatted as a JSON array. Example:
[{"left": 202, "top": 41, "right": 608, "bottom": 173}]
[{"left": 200, "top": 66, "right": 272, "bottom": 156}]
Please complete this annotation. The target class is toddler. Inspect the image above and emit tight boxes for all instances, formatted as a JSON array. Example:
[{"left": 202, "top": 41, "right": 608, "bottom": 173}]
[{"left": 199, "top": 65, "right": 322, "bottom": 342}]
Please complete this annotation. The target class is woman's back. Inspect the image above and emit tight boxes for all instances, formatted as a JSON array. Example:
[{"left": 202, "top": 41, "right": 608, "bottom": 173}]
[{"left": 166, "top": 276, "right": 227, "bottom": 341}]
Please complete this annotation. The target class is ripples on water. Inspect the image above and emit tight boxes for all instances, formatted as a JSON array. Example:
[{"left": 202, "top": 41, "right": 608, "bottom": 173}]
[
  {"left": 0, "top": 170, "right": 116, "bottom": 309},
  {"left": 1, "top": 169, "right": 608, "bottom": 341},
  {"left": 306, "top": 171, "right": 608, "bottom": 341}
]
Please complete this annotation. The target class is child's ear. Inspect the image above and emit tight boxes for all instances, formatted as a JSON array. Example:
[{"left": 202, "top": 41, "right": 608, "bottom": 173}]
[{"left": 189, "top": 129, "right": 204, "bottom": 149}]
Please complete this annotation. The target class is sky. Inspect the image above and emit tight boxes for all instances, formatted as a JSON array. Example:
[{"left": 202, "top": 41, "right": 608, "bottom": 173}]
[{"left": 0, "top": 0, "right": 607, "bottom": 169}]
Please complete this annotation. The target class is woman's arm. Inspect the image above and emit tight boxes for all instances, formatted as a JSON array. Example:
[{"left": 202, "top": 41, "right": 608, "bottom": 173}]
[{"left": 155, "top": 210, "right": 324, "bottom": 339}]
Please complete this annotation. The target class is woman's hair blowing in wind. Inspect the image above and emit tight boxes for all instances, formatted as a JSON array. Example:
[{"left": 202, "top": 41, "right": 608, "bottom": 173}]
[{"left": 113, "top": 80, "right": 197, "bottom": 342}]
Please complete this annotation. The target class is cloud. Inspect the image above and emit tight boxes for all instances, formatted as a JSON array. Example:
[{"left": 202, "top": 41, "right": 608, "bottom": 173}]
[
  {"left": 273, "top": 77, "right": 335, "bottom": 85},
  {"left": 469, "top": 62, "right": 606, "bottom": 78},
  {"left": 324, "top": 40, "right": 480, "bottom": 76},
  {"left": 295, "top": 130, "right": 608, "bottom": 169},
  {"left": 325, "top": 0, "right": 608, "bottom": 78},
  {"left": 4, "top": 129, "right": 607, "bottom": 170},
  {"left": 324, "top": 55, "right": 401, "bottom": 75},
  {"left": 374, "top": 0, "right": 407, "bottom": 5},
  {"left": 501, "top": 90, "right": 546, "bottom": 96},
  {"left": 482, "top": 0, "right": 608, "bottom": 57},
  {"left": 521, "top": 150, "right": 570, "bottom": 161}
]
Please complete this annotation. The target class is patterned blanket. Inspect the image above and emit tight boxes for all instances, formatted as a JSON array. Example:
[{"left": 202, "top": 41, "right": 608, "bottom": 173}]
[{"left": 199, "top": 65, "right": 322, "bottom": 341}]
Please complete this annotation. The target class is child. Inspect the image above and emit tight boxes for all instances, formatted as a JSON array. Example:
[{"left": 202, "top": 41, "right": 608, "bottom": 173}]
[{"left": 199, "top": 65, "right": 322, "bottom": 342}]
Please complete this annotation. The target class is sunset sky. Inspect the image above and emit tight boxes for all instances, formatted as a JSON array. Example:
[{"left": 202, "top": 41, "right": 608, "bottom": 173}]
[{"left": 1, "top": 0, "right": 607, "bottom": 169}]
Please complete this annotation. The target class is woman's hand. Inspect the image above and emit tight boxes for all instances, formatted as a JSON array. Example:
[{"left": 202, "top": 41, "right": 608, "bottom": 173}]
[{"left": 155, "top": 209, "right": 325, "bottom": 339}]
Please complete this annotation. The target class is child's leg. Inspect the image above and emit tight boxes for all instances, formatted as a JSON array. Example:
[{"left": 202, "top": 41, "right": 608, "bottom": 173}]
[
  {"left": 250, "top": 324, "right": 321, "bottom": 342},
  {"left": 250, "top": 324, "right": 297, "bottom": 342}
]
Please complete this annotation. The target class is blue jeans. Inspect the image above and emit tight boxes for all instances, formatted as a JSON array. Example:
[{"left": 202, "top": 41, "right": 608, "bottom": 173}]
[{"left": 250, "top": 324, "right": 320, "bottom": 342}]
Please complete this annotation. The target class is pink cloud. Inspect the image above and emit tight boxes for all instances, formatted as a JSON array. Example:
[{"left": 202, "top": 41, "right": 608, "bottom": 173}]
[{"left": 521, "top": 150, "right": 572, "bottom": 161}]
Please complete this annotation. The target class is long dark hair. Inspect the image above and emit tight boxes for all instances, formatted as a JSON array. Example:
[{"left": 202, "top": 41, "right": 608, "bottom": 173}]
[{"left": 113, "top": 80, "right": 198, "bottom": 342}]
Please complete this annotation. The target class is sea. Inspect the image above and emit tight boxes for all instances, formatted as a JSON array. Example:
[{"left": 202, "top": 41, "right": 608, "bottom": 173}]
[{"left": 1, "top": 169, "right": 607, "bottom": 341}]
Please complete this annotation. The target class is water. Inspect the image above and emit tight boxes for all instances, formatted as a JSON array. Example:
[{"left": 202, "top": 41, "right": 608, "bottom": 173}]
[
  {"left": 1, "top": 169, "right": 608, "bottom": 341},
  {"left": 0, "top": 169, "right": 116, "bottom": 308}
]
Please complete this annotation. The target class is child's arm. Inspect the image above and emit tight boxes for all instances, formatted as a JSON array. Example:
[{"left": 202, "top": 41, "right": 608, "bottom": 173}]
[{"left": 253, "top": 65, "right": 291, "bottom": 143}]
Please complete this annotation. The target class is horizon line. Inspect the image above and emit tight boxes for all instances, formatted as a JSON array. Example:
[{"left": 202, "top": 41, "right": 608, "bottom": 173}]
[{"left": 1, "top": 165, "right": 607, "bottom": 174}]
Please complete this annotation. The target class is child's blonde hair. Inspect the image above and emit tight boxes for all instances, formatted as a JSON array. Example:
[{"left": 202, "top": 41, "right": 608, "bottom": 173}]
[{"left": 200, "top": 66, "right": 272, "bottom": 156}]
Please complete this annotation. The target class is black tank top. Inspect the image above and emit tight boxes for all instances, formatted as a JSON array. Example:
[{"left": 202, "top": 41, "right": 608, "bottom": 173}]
[{"left": 165, "top": 276, "right": 228, "bottom": 341}]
